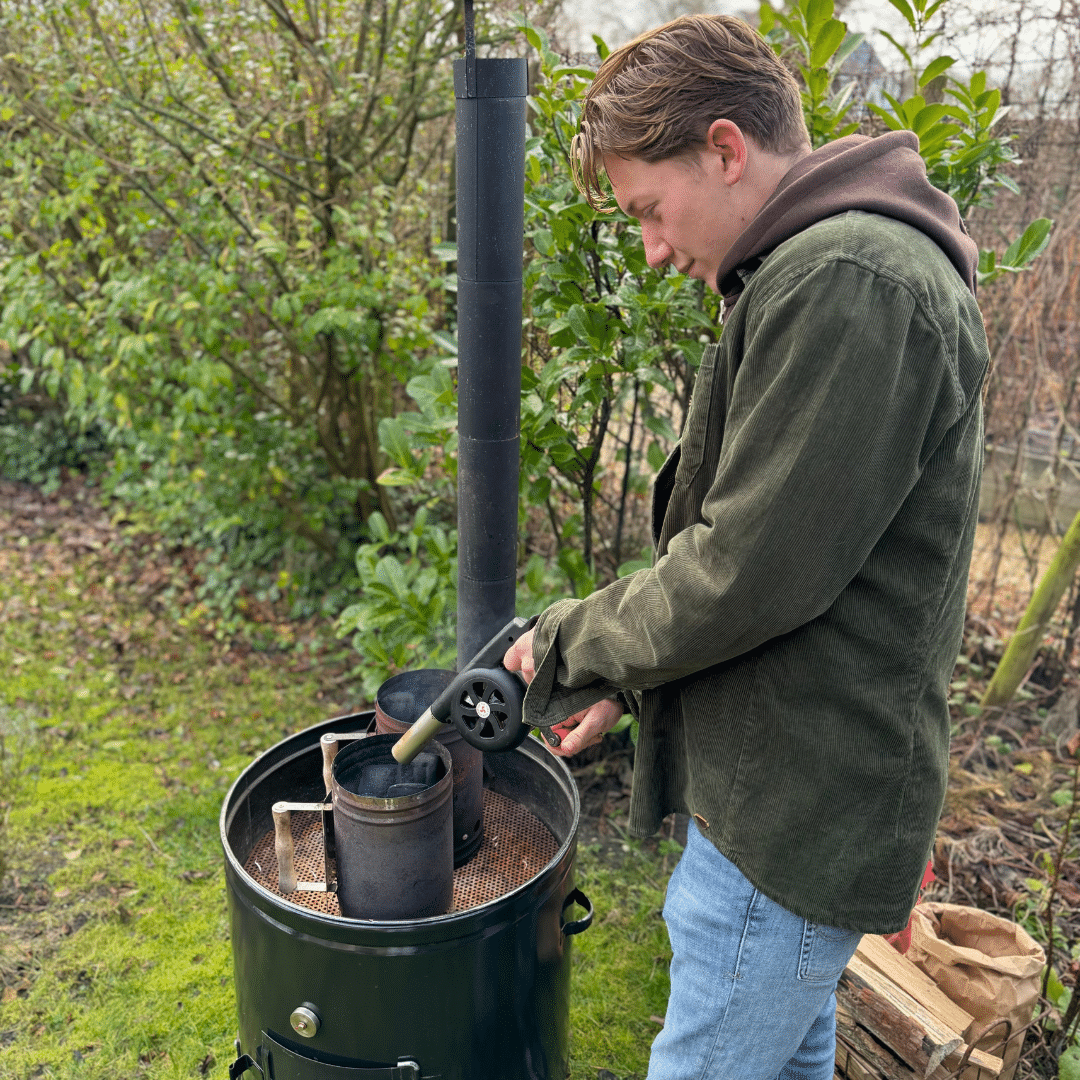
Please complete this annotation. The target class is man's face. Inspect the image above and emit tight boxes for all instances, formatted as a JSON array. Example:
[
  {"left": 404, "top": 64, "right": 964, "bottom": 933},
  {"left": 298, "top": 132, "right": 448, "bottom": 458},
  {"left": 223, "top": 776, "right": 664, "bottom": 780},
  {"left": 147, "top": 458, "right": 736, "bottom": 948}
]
[{"left": 604, "top": 149, "right": 752, "bottom": 294}]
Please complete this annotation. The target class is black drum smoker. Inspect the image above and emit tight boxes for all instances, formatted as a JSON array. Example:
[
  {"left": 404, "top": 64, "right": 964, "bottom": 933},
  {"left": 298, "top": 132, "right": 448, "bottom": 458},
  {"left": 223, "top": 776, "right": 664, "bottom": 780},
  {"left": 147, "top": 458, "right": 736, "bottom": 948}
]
[
  {"left": 220, "top": 9, "right": 593, "bottom": 1079},
  {"left": 221, "top": 716, "right": 591, "bottom": 1080}
]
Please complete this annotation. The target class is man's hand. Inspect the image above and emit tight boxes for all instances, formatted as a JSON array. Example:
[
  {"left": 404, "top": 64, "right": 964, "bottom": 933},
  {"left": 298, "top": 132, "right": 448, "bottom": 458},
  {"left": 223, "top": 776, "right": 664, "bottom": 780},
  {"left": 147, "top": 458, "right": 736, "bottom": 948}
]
[
  {"left": 545, "top": 697, "right": 624, "bottom": 758},
  {"left": 502, "top": 627, "right": 537, "bottom": 683},
  {"left": 503, "top": 629, "right": 625, "bottom": 756}
]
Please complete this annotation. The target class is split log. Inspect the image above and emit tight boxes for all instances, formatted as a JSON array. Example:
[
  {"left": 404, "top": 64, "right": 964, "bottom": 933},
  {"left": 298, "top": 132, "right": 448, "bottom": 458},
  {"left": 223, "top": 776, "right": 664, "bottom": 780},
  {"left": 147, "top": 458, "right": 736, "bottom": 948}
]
[
  {"left": 833, "top": 980, "right": 954, "bottom": 1080},
  {"left": 836, "top": 955, "right": 1003, "bottom": 1078},
  {"left": 855, "top": 935, "right": 975, "bottom": 1038},
  {"left": 854, "top": 937, "right": 1005, "bottom": 1077},
  {"left": 837, "top": 1019, "right": 914, "bottom": 1080},
  {"left": 839, "top": 955, "right": 961, "bottom": 1075}
]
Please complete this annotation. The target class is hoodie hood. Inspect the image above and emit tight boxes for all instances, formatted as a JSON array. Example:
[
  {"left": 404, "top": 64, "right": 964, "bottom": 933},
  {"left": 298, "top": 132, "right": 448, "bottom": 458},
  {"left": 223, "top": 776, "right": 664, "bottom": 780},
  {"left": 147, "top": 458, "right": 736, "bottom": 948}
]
[{"left": 716, "top": 130, "right": 978, "bottom": 316}]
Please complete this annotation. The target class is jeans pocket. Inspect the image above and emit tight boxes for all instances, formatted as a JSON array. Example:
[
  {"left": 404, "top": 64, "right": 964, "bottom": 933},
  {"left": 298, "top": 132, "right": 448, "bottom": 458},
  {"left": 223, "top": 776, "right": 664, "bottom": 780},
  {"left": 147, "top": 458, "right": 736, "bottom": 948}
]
[{"left": 797, "top": 921, "right": 860, "bottom": 983}]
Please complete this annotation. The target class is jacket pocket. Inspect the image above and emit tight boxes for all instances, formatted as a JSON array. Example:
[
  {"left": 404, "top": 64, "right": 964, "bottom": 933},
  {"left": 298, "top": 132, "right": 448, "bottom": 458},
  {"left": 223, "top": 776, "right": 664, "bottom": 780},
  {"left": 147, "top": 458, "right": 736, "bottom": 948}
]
[
  {"left": 797, "top": 920, "right": 861, "bottom": 983},
  {"left": 674, "top": 343, "right": 719, "bottom": 483}
]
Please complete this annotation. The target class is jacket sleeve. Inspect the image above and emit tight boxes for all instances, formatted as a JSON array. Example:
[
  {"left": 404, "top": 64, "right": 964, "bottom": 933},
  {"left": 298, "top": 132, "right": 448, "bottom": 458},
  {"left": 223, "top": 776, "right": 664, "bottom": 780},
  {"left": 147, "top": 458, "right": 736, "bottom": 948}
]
[{"left": 524, "top": 256, "right": 967, "bottom": 728}]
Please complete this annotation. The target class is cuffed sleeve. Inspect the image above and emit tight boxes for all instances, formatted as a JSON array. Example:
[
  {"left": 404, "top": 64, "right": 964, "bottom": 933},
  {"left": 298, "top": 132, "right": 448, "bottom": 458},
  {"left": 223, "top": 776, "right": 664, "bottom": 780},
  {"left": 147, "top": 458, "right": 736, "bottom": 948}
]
[{"left": 524, "top": 598, "right": 622, "bottom": 727}]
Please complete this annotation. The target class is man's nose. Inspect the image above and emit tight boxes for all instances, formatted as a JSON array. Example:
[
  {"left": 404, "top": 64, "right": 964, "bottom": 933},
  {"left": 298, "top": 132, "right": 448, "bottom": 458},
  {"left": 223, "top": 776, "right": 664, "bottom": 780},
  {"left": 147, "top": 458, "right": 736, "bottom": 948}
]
[{"left": 641, "top": 224, "right": 672, "bottom": 269}]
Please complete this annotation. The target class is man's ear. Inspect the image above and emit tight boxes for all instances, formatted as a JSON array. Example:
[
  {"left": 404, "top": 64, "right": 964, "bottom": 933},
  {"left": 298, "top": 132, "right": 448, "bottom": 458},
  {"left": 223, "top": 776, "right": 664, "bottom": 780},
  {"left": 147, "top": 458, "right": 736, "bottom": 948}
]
[{"left": 704, "top": 119, "right": 748, "bottom": 185}]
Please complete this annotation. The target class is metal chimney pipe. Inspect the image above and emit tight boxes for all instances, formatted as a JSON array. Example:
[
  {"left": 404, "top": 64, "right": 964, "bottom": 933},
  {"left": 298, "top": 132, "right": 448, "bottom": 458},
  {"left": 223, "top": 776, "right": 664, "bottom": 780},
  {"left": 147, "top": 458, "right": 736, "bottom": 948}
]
[{"left": 453, "top": 7, "right": 527, "bottom": 666}]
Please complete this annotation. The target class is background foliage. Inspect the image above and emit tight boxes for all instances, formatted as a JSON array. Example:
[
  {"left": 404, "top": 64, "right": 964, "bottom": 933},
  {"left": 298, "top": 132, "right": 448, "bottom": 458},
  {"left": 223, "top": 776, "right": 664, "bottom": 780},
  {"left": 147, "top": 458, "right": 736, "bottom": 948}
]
[
  {"left": 0, "top": 0, "right": 471, "bottom": 630},
  {"left": 0, "top": 0, "right": 1053, "bottom": 670}
]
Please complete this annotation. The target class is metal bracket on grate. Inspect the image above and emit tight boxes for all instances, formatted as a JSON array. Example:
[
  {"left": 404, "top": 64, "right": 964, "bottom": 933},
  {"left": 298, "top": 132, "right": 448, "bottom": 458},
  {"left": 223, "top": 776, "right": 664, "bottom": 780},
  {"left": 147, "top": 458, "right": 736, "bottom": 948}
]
[
  {"left": 272, "top": 730, "right": 372, "bottom": 894},
  {"left": 272, "top": 796, "right": 336, "bottom": 895},
  {"left": 319, "top": 730, "right": 370, "bottom": 794}
]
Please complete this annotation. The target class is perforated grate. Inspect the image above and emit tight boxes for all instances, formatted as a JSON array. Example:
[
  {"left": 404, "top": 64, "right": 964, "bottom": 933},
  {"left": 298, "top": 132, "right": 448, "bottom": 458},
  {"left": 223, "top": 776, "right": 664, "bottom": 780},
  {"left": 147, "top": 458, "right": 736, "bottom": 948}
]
[{"left": 243, "top": 788, "right": 559, "bottom": 918}]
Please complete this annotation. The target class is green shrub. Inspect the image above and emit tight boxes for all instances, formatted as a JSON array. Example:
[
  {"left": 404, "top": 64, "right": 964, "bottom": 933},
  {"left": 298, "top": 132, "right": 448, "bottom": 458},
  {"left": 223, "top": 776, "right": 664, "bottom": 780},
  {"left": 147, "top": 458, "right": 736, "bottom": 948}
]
[
  {"left": 0, "top": 0, "right": 463, "bottom": 612},
  {"left": 0, "top": 367, "right": 110, "bottom": 491}
]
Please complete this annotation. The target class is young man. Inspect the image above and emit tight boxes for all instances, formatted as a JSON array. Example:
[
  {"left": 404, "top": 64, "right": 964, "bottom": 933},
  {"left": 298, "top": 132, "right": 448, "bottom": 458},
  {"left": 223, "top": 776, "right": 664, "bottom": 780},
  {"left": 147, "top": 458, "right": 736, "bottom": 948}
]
[{"left": 504, "top": 14, "right": 989, "bottom": 1079}]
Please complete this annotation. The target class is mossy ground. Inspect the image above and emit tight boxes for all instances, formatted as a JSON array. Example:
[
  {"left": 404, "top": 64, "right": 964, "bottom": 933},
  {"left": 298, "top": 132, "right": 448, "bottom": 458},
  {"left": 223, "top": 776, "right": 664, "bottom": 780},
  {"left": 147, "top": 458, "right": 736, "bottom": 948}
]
[{"left": 0, "top": 481, "right": 673, "bottom": 1080}]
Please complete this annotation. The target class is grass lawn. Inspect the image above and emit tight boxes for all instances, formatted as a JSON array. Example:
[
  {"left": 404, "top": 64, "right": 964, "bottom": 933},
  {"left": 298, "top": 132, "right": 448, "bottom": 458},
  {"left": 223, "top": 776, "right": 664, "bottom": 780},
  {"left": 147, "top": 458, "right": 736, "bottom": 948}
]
[{"left": 0, "top": 483, "right": 672, "bottom": 1080}]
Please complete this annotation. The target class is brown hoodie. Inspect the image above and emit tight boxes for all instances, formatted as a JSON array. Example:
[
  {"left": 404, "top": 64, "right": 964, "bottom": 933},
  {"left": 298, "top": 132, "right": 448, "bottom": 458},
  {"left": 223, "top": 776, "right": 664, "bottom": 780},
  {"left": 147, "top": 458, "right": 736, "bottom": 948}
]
[{"left": 716, "top": 130, "right": 979, "bottom": 316}]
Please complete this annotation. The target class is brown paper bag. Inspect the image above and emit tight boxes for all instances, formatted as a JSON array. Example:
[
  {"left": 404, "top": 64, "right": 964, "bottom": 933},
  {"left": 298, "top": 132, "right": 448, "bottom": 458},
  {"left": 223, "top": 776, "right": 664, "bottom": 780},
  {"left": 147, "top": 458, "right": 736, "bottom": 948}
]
[{"left": 906, "top": 902, "right": 1044, "bottom": 1080}]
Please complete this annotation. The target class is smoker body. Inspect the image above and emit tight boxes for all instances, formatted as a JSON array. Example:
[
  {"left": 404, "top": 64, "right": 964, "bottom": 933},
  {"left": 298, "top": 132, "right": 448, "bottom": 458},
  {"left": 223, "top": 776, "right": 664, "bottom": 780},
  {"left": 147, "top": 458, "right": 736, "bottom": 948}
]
[{"left": 221, "top": 714, "right": 588, "bottom": 1080}]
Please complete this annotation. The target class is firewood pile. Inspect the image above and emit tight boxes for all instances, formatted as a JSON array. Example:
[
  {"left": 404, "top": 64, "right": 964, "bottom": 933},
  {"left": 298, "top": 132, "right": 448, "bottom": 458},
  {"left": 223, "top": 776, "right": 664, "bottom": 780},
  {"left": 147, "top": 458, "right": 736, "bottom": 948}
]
[{"left": 834, "top": 934, "right": 1007, "bottom": 1080}]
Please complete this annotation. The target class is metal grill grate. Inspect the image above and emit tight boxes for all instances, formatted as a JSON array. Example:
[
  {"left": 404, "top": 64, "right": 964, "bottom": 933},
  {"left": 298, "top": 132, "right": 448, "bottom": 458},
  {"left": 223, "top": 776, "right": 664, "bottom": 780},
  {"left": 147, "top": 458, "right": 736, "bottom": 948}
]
[{"left": 243, "top": 788, "right": 558, "bottom": 917}]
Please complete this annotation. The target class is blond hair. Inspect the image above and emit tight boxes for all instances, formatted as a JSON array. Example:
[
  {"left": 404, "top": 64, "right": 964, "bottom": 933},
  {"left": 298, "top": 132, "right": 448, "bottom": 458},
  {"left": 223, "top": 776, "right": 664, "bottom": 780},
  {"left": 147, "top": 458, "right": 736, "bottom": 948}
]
[{"left": 571, "top": 15, "right": 809, "bottom": 209}]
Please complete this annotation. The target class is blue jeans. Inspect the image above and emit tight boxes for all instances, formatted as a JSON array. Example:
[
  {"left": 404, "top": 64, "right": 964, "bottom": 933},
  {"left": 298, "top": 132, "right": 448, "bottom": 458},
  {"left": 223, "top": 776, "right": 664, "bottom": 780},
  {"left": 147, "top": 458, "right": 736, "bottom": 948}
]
[{"left": 648, "top": 822, "right": 861, "bottom": 1080}]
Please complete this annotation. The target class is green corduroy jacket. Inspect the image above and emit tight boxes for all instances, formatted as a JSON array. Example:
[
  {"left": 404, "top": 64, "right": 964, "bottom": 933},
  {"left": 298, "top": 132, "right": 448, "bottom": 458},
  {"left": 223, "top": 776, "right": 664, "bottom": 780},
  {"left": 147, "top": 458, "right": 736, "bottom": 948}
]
[{"left": 523, "top": 210, "right": 990, "bottom": 933}]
